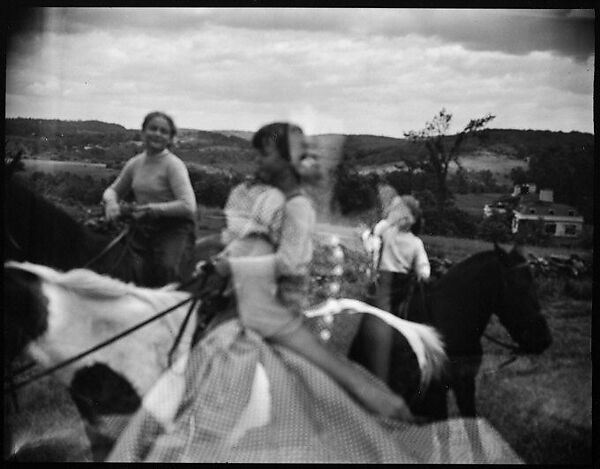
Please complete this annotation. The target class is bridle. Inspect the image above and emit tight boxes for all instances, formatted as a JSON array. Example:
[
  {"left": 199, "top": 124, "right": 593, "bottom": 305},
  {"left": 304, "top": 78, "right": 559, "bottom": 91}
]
[{"left": 483, "top": 259, "right": 535, "bottom": 368}]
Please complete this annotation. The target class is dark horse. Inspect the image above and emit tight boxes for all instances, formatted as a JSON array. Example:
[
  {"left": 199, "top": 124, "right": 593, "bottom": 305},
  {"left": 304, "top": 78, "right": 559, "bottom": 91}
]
[
  {"left": 4, "top": 163, "right": 202, "bottom": 284},
  {"left": 5, "top": 172, "right": 138, "bottom": 282},
  {"left": 351, "top": 243, "right": 552, "bottom": 420}
]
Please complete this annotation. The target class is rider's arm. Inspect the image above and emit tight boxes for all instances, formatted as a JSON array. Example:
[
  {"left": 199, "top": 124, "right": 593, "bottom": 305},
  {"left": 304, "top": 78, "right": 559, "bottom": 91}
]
[
  {"left": 413, "top": 237, "right": 431, "bottom": 281},
  {"left": 102, "top": 158, "right": 137, "bottom": 220},
  {"left": 274, "top": 196, "right": 315, "bottom": 277},
  {"left": 103, "top": 157, "right": 138, "bottom": 204},
  {"left": 143, "top": 157, "right": 197, "bottom": 220},
  {"left": 373, "top": 219, "right": 390, "bottom": 237}
]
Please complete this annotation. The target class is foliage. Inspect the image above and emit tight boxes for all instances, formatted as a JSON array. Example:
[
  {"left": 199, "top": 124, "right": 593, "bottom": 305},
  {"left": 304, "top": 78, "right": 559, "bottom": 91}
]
[
  {"left": 20, "top": 164, "right": 245, "bottom": 210},
  {"left": 188, "top": 168, "right": 244, "bottom": 208},
  {"left": 528, "top": 145, "right": 594, "bottom": 223},
  {"left": 513, "top": 218, "right": 552, "bottom": 247},
  {"left": 509, "top": 166, "right": 530, "bottom": 185},
  {"left": 24, "top": 171, "right": 108, "bottom": 206},
  {"left": 578, "top": 225, "right": 594, "bottom": 250},
  {"left": 404, "top": 108, "right": 496, "bottom": 212},
  {"left": 447, "top": 168, "right": 507, "bottom": 194},
  {"left": 413, "top": 189, "right": 478, "bottom": 238},
  {"left": 508, "top": 144, "right": 594, "bottom": 223},
  {"left": 564, "top": 279, "right": 593, "bottom": 301},
  {"left": 5, "top": 117, "right": 128, "bottom": 137},
  {"left": 477, "top": 212, "right": 513, "bottom": 243},
  {"left": 330, "top": 163, "right": 378, "bottom": 215},
  {"left": 421, "top": 206, "right": 479, "bottom": 238},
  {"left": 382, "top": 167, "right": 436, "bottom": 196}
]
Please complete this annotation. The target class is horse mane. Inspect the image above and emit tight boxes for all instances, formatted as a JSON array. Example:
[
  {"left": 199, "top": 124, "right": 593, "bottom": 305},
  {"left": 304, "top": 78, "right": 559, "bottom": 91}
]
[
  {"left": 5, "top": 261, "right": 188, "bottom": 310},
  {"left": 8, "top": 175, "right": 89, "bottom": 238},
  {"left": 441, "top": 250, "right": 499, "bottom": 281}
]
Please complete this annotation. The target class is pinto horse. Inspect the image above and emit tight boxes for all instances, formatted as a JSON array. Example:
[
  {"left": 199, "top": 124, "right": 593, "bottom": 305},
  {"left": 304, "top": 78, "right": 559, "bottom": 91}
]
[
  {"left": 353, "top": 239, "right": 553, "bottom": 420},
  {"left": 4, "top": 260, "right": 446, "bottom": 461},
  {"left": 3, "top": 261, "right": 198, "bottom": 461}
]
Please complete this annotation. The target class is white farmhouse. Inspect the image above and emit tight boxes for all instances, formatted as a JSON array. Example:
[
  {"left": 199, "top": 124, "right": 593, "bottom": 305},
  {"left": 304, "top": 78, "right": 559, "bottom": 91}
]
[{"left": 511, "top": 189, "right": 584, "bottom": 238}]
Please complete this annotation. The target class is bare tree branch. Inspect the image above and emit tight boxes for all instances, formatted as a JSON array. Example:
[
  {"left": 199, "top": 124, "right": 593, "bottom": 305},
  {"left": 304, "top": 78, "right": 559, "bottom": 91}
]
[{"left": 404, "top": 109, "right": 495, "bottom": 212}]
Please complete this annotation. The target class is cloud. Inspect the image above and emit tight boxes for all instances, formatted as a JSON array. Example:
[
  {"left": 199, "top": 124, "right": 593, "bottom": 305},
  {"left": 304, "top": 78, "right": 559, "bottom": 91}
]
[
  {"left": 194, "top": 8, "right": 596, "bottom": 62},
  {"left": 7, "top": 8, "right": 594, "bottom": 63},
  {"left": 4, "top": 8, "right": 594, "bottom": 136}
]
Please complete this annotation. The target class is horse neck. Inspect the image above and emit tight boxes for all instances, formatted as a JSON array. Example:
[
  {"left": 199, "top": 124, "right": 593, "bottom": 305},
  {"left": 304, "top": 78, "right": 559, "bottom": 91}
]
[
  {"left": 27, "top": 275, "right": 193, "bottom": 394},
  {"left": 425, "top": 252, "right": 503, "bottom": 348},
  {"left": 8, "top": 177, "right": 111, "bottom": 270}
]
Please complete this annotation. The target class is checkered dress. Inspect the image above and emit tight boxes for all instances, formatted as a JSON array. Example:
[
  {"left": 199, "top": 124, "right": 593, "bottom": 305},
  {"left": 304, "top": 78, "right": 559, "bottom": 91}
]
[
  {"left": 107, "top": 181, "right": 522, "bottom": 463},
  {"left": 107, "top": 318, "right": 521, "bottom": 463}
]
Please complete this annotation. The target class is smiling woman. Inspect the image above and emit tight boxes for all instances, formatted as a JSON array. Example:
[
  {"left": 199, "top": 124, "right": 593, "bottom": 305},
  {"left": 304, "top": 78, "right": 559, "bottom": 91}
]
[{"left": 101, "top": 111, "right": 197, "bottom": 287}]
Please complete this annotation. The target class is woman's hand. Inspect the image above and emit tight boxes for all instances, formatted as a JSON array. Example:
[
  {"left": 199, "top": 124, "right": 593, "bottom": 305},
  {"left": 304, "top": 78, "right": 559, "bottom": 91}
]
[
  {"left": 104, "top": 201, "right": 121, "bottom": 221},
  {"left": 212, "top": 254, "right": 231, "bottom": 277},
  {"left": 132, "top": 204, "right": 157, "bottom": 220}
]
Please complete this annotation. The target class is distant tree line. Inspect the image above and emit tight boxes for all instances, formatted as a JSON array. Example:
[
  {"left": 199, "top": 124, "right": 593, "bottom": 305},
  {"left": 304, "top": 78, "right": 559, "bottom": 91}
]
[
  {"left": 21, "top": 166, "right": 246, "bottom": 211},
  {"left": 510, "top": 144, "right": 594, "bottom": 223}
]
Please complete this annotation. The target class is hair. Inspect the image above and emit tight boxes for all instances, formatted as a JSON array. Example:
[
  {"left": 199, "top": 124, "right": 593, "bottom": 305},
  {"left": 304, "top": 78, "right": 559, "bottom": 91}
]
[
  {"left": 252, "top": 122, "right": 304, "bottom": 162},
  {"left": 142, "top": 111, "right": 177, "bottom": 138},
  {"left": 377, "top": 184, "right": 399, "bottom": 215}
]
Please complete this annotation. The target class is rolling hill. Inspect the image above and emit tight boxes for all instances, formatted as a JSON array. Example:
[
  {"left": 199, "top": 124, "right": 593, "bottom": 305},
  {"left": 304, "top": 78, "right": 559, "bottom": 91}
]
[{"left": 6, "top": 118, "right": 594, "bottom": 180}]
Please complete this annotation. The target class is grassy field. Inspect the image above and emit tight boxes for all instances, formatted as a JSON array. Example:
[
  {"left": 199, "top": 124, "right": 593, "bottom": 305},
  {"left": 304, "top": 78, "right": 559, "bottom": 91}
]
[
  {"left": 22, "top": 158, "right": 118, "bottom": 180},
  {"left": 449, "top": 151, "right": 528, "bottom": 186},
  {"left": 453, "top": 192, "right": 505, "bottom": 218},
  {"left": 475, "top": 291, "right": 592, "bottom": 464}
]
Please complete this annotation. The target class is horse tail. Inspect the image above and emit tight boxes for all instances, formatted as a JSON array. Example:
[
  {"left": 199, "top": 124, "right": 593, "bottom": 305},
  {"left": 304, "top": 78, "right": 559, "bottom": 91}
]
[
  {"left": 411, "top": 322, "right": 446, "bottom": 393},
  {"left": 304, "top": 298, "right": 447, "bottom": 392}
]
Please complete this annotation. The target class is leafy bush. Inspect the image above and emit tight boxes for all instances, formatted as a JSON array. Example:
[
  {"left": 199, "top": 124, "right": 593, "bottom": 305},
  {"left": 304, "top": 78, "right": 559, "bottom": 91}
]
[
  {"left": 449, "top": 168, "right": 507, "bottom": 194},
  {"left": 477, "top": 212, "right": 513, "bottom": 242},
  {"left": 412, "top": 190, "right": 478, "bottom": 238},
  {"left": 188, "top": 168, "right": 244, "bottom": 208},
  {"left": 578, "top": 225, "right": 594, "bottom": 250},
  {"left": 421, "top": 206, "right": 478, "bottom": 237},
  {"left": 535, "top": 276, "right": 566, "bottom": 301},
  {"left": 25, "top": 171, "right": 106, "bottom": 205},
  {"left": 514, "top": 218, "right": 552, "bottom": 247},
  {"left": 564, "top": 279, "right": 593, "bottom": 301},
  {"left": 331, "top": 164, "right": 378, "bottom": 215}
]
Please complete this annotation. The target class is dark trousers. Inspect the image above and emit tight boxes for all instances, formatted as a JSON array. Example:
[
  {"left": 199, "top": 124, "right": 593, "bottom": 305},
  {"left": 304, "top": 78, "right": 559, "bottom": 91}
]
[
  {"left": 129, "top": 217, "right": 195, "bottom": 287},
  {"left": 374, "top": 271, "right": 412, "bottom": 318},
  {"left": 363, "top": 271, "right": 412, "bottom": 383}
]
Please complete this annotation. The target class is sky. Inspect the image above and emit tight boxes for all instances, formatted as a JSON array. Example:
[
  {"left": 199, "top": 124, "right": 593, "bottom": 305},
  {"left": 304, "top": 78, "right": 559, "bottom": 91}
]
[{"left": 5, "top": 8, "right": 595, "bottom": 137}]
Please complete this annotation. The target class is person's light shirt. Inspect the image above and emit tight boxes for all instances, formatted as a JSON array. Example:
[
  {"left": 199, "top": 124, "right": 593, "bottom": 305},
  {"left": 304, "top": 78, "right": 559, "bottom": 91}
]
[{"left": 373, "top": 219, "right": 430, "bottom": 280}]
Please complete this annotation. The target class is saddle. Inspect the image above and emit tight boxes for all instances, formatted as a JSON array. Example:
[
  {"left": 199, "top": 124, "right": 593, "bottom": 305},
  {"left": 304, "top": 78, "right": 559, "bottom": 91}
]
[{"left": 186, "top": 262, "right": 234, "bottom": 347}]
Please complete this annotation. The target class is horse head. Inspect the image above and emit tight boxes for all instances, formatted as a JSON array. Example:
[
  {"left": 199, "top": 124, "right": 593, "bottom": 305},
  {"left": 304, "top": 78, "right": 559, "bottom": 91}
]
[{"left": 493, "top": 242, "right": 552, "bottom": 354}]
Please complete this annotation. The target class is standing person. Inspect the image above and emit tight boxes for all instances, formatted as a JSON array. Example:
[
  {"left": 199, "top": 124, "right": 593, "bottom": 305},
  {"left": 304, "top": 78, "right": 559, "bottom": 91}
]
[
  {"left": 363, "top": 186, "right": 431, "bottom": 383},
  {"left": 102, "top": 111, "right": 197, "bottom": 287}
]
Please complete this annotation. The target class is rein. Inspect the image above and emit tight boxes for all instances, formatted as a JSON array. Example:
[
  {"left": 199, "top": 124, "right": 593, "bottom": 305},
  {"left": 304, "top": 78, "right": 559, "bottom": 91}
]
[
  {"left": 6, "top": 230, "right": 23, "bottom": 253},
  {"left": 482, "top": 332, "right": 521, "bottom": 352},
  {"left": 4, "top": 262, "right": 220, "bottom": 395},
  {"left": 82, "top": 224, "right": 131, "bottom": 269},
  {"left": 4, "top": 294, "right": 196, "bottom": 393},
  {"left": 480, "top": 258, "right": 533, "bottom": 365}
]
